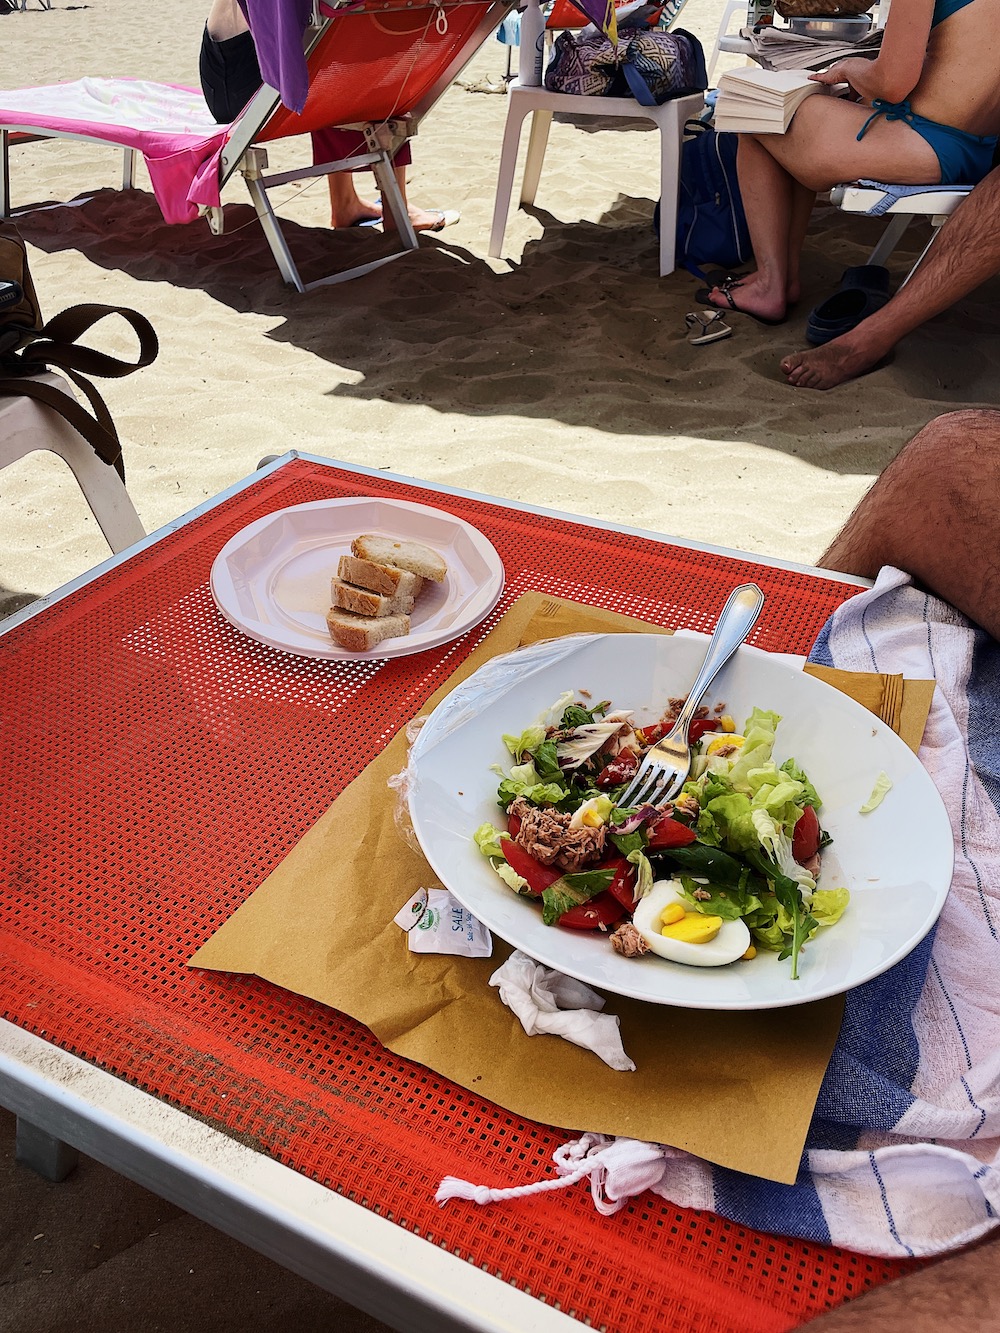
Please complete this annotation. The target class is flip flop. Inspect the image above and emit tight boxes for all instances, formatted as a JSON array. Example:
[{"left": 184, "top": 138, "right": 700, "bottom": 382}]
[
  {"left": 350, "top": 216, "right": 382, "bottom": 229},
  {"left": 416, "top": 208, "right": 461, "bottom": 233},
  {"left": 805, "top": 265, "right": 891, "bottom": 347},
  {"left": 685, "top": 311, "right": 733, "bottom": 346},
  {"left": 695, "top": 277, "right": 786, "bottom": 327}
]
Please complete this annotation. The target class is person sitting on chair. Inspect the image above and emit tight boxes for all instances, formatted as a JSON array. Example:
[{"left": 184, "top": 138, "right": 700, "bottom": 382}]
[
  {"left": 779, "top": 163, "right": 1000, "bottom": 388},
  {"left": 200, "top": 0, "right": 459, "bottom": 232},
  {"left": 704, "top": 0, "right": 1000, "bottom": 326}
]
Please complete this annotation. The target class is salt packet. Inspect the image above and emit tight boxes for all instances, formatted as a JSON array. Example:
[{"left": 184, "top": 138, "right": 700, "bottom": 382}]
[{"left": 393, "top": 888, "right": 493, "bottom": 957}]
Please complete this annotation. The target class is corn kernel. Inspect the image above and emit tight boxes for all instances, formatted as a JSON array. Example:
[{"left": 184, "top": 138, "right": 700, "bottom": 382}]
[
  {"left": 720, "top": 715, "right": 736, "bottom": 733},
  {"left": 741, "top": 944, "right": 757, "bottom": 960},
  {"left": 658, "top": 902, "right": 686, "bottom": 927},
  {"left": 661, "top": 912, "right": 723, "bottom": 944}
]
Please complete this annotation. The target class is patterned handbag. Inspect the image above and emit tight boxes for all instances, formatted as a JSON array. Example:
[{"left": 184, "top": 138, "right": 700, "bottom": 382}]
[{"left": 543, "top": 27, "right": 707, "bottom": 105}]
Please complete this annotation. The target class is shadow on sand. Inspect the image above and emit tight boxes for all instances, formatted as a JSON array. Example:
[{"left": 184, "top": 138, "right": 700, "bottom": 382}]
[{"left": 13, "top": 185, "right": 1000, "bottom": 477}]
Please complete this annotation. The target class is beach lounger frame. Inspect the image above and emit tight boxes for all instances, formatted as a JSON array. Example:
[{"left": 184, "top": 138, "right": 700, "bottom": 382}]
[
  {"left": 0, "top": 0, "right": 512, "bottom": 292},
  {"left": 829, "top": 182, "right": 971, "bottom": 288}
]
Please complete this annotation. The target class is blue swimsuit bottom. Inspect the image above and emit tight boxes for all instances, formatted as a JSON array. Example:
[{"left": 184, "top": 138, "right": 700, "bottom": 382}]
[{"left": 857, "top": 99, "right": 998, "bottom": 186}]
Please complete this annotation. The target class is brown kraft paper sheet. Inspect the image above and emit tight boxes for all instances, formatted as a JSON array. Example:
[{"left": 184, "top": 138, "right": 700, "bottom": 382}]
[{"left": 191, "top": 592, "right": 933, "bottom": 1185}]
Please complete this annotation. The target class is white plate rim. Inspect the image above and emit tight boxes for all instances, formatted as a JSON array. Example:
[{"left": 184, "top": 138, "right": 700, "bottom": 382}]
[{"left": 209, "top": 496, "right": 505, "bottom": 660}]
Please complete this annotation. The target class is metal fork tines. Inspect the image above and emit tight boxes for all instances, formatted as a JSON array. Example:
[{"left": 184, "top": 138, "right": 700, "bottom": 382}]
[{"left": 617, "top": 583, "right": 765, "bottom": 810}]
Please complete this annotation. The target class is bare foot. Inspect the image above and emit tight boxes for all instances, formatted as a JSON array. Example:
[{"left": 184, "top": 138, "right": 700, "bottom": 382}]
[
  {"left": 780, "top": 335, "right": 885, "bottom": 389},
  {"left": 708, "top": 273, "right": 787, "bottom": 324},
  {"left": 329, "top": 197, "right": 382, "bottom": 228}
]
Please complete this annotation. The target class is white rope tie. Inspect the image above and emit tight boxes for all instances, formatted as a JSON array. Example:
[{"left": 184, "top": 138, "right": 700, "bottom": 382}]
[
  {"left": 435, "top": 1160, "right": 597, "bottom": 1206},
  {"left": 436, "top": 1133, "right": 682, "bottom": 1211}
]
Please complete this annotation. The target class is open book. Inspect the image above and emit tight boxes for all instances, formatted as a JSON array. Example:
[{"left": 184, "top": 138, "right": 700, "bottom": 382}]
[{"left": 714, "top": 68, "right": 833, "bottom": 134}]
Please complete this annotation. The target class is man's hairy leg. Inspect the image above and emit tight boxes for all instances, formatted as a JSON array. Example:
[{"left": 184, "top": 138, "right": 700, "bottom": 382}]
[
  {"left": 820, "top": 410, "right": 1000, "bottom": 639},
  {"left": 805, "top": 1233, "right": 1000, "bottom": 1331},
  {"left": 781, "top": 167, "right": 1000, "bottom": 390}
]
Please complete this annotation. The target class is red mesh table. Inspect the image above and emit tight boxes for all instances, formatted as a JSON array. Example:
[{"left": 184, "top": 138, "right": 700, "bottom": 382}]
[{"left": 0, "top": 455, "right": 919, "bottom": 1331}]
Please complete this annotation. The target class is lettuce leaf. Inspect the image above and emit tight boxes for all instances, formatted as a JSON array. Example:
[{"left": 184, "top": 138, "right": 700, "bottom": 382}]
[
  {"left": 812, "top": 887, "right": 850, "bottom": 926},
  {"left": 494, "top": 861, "right": 530, "bottom": 894},
  {"left": 473, "top": 823, "right": 504, "bottom": 859},
  {"left": 860, "top": 771, "right": 893, "bottom": 814},
  {"left": 678, "top": 872, "right": 763, "bottom": 922},
  {"left": 502, "top": 725, "right": 546, "bottom": 761},
  {"left": 627, "top": 848, "right": 654, "bottom": 901},
  {"left": 541, "top": 869, "right": 615, "bottom": 926},
  {"left": 779, "top": 757, "right": 821, "bottom": 809},
  {"left": 497, "top": 778, "right": 567, "bottom": 810}
]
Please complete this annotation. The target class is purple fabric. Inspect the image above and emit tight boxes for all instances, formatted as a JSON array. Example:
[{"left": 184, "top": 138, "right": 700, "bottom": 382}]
[{"left": 238, "top": 0, "right": 314, "bottom": 114}]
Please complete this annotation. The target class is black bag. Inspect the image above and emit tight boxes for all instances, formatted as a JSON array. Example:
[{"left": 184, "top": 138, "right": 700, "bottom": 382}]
[
  {"left": 673, "top": 121, "right": 752, "bottom": 278},
  {"left": 0, "top": 220, "right": 158, "bottom": 480},
  {"left": 544, "top": 27, "right": 707, "bottom": 106}
]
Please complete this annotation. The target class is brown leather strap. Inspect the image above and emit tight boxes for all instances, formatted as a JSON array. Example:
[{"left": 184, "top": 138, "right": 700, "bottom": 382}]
[
  {"left": 0, "top": 303, "right": 159, "bottom": 480},
  {"left": 0, "top": 372, "right": 125, "bottom": 479},
  {"left": 19, "top": 304, "right": 159, "bottom": 378}
]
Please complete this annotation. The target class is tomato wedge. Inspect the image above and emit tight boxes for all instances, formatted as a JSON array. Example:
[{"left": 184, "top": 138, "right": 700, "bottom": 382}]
[
  {"left": 792, "top": 804, "right": 821, "bottom": 863},
  {"left": 646, "top": 815, "right": 697, "bottom": 849},
  {"left": 506, "top": 812, "right": 522, "bottom": 838},
  {"left": 558, "top": 891, "right": 626, "bottom": 930},
  {"left": 605, "top": 856, "right": 638, "bottom": 911},
  {"left": 500, "top": 837, "right": 561, "bottom": 897},
  {"left": 595, "top": 751, "right": 639, "bottom": 789}
]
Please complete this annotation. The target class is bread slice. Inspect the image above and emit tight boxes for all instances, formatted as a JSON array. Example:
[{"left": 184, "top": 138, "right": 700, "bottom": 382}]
[
  {"left": 351, "top": 534, "right": 447, "bottom": 583},
  {"left": 338, "top": 554, "right": 424, "bottom": 599},
  {"left": 330, "top": 576, "right": 415, "bottom": 618},
  {"left": 326, "top": 608, "right": 410, "bottom": 652}
]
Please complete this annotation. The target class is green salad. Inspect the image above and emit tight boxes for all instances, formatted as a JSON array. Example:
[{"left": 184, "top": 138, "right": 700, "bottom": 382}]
[{"left": 473, "top": 695, "right": 850, "bottom": 979}]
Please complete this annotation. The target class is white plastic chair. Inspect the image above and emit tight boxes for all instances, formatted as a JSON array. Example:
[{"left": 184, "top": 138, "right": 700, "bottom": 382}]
[
  {"left": 488, "top": 0, "right": 704, "bottom": 276},
  {"left": 830, "top": 183, "right": 969, "bottom": 287},
  {"left": 0, "top": 371, "right": 145, "bottom": 553},
  {"left": 706, "top": 0, "right": 748, "bottom": 84}
]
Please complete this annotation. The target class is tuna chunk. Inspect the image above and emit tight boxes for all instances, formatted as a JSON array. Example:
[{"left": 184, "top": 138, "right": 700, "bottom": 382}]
[{"left": 509, "top": 797, "right": 606, "bottom": 871}]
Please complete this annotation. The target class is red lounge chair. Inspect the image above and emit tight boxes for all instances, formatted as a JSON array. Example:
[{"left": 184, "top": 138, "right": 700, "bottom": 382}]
[{"left": 0, "top": 0, "right": 513, "bottom": 291}]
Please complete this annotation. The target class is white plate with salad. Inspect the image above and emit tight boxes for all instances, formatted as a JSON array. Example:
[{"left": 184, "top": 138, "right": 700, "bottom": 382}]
[{"left": 406, "top": 632, "right": 954, "bottom": 1010}]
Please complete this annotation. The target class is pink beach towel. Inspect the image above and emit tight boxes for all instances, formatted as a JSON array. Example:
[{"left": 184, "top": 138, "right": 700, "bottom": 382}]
[{"left": 0, "top": 79, "right": 231, "bottom": 224}]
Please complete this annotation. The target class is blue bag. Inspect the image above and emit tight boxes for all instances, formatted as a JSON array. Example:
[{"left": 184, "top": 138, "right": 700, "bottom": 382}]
[{"left": 667, "top": 122, "right": 752, "bottom": 280}]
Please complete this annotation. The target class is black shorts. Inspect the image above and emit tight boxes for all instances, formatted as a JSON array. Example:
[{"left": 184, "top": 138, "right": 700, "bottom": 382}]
[{"left": 199, "top": 25, "right": 262, "bottom": 124}]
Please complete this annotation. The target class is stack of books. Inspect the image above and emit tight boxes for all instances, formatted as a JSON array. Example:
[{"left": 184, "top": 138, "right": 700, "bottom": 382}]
[{"left": 714, "top": 67, "right": 833, "bottom": 134}]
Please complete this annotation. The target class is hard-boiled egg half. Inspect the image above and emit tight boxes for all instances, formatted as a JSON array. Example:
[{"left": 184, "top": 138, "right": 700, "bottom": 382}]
[{"left": 632, "top": 879, "right": 751, "bottom": 968}]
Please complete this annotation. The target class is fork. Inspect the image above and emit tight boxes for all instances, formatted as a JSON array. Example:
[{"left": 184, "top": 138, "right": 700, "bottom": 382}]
[{"left": 617, "top": 583, "right": 766, "bottom": 809}]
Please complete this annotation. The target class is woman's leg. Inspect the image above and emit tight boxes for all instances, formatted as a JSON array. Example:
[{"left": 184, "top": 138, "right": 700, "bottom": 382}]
[
  {"left": 707, "top": 134, "right": 800, "bottom": 322},
  {"left": 710, "top": 99, "right": 941, "bottom": 322},
  {"left": 786, "top": 178, "right": 817, "bottom": 303}
]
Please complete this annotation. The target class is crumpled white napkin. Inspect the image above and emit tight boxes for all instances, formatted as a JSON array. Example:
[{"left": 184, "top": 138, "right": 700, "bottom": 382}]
[{"left": 489, "top": 950, "right": 635, "bottom": 1072}]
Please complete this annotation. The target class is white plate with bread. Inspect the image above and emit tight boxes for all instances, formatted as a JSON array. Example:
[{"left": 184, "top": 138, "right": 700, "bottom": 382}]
[{"left": 211, "top": 497, "right": 504, "bottom": 659}]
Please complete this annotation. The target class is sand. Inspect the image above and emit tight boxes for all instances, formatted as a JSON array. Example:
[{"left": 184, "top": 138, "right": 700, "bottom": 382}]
[
  {"left": 1, "top": 0, "right": 997, "bottom": 1325},
  {"left": 3, "top": 0, "right": 999, "bottom": 623}
]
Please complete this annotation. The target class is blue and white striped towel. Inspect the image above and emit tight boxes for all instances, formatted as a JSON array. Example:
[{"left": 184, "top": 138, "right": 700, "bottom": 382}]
[
  {"left": 438, "top": 567, "right": 1000, "bottom": 1257},
  {"left": 855, "top": 179, "right": 974, "bottom": 216}
]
